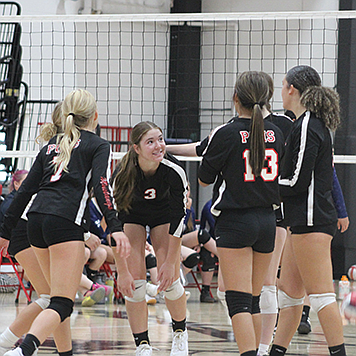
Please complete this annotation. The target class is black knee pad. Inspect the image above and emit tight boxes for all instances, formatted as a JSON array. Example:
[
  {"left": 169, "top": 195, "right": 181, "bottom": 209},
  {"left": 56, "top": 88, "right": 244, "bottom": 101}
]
[
  {"left": 198, "top": 229, "right": 211, "bottom": 245},
  {"left": 47, "top": 296, "right": 74, "bottom": 322},
  {"left": 110, "top": 235, "right": 116, "bottom": 247},
  {"left": 199, "top": 247, "right": 217, "bottom": 272},
  {"left": 182, "top": 252, "right": 200, "bottom": 269},
  {"left": 252, "top": 294, "right": 261, "bottom": 314},
  {"left": 145, "top": 253, "right": 157, "bottom": 269},
  {"left": 225, "top": 290, "right": 252, "bottom": 318}
]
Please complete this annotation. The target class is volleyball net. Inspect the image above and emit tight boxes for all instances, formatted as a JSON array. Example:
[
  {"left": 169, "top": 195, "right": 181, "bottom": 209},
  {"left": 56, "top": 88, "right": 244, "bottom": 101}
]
[{"left": 0, "top": 10, "right": 355, "bottom": 176}]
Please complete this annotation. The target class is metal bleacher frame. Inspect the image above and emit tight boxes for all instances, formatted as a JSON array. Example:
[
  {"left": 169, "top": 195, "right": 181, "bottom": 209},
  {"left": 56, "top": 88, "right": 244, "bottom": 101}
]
[{"left": 0, "top": 1, "right": 28, "bottom": 176}]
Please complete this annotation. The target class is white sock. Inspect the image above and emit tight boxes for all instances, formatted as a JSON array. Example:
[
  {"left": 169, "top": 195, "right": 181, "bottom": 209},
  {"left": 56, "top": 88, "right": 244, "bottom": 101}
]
[
  {"left": 258, "top": 343, "right": 270, "bottom": 356},
  {"left": 0, "top": 327, "right": 19, "bottom": 348}
]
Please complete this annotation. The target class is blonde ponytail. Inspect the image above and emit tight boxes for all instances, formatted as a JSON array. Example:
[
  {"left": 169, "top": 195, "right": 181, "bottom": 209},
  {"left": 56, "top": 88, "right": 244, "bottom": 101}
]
[{"left": 55, "top": 89, "right": 97, "bottom": 173}]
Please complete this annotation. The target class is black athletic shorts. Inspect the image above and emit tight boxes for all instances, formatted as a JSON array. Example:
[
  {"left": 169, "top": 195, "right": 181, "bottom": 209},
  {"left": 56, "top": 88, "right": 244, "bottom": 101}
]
[
  {"left": 290, "top": 223, "right": 337, "bottom": 236},
  {"left": 215, "top": 207, "right": 276, "bottom": 253},
  {"left": 120, "top": 211, "right": 170, "bottom": 230},
  {"left": 8, "top": 219, "right": 30, "bottom": 256},
  {"left": 119, "top": 212, "right": 183, "bottom": 237},
  {"left": 27, "top": 213, "right": 85, "bottom": 248}
]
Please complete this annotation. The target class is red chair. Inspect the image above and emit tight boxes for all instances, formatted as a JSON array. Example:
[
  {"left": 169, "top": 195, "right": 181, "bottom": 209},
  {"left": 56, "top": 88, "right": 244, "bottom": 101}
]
[
  {"left": 100, "top": 262, "right": 124, "bottom": 303},
  {"left": 0, "top": 250, "right": 33, "bottom": 303},
  {"left": 185, "top": 261, "right": 218, "bottom": 298}
]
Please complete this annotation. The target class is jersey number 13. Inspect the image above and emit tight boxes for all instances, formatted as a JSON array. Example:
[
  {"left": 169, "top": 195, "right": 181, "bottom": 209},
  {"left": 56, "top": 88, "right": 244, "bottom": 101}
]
[{"left": 243, "top": 148, "right": 278, "bottom": 182}]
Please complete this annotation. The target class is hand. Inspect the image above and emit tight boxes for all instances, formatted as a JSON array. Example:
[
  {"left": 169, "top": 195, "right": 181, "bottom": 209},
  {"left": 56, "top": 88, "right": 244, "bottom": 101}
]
[
  {"left": 111, "top": 231, "right": 131, "bottom": 258},
  {"left": 0, "top": 238, "right": 9, "bottom": 256},
  {"left": 118, "top": 271, "right": 135, "bottom": 298},
  {"left": 337, "top": 217, "right": 350, "bottom": 233},
  {"left": 157, "top": 261, "right": 175, "bottom": 293},
  {"left": 85, "top": 233, "right": 101, "bottom": 251},
  {"left": 145, "top": 241, "right": 154, "bottom": 254}
]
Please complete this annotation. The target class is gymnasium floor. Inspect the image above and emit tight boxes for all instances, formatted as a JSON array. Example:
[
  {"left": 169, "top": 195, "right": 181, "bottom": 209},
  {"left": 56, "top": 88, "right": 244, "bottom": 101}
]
[{"left": 1, "top": 282, "right": 356, "bottom": 356}]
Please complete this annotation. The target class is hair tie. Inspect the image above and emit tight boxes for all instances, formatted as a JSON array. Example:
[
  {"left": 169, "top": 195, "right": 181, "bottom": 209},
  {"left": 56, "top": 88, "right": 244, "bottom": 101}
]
[
  {"left": 68, "top": 112, "right": 75, "bottom": 117},
  {"left": 254, "top": 102, "right": 260, "bottom": 107}
]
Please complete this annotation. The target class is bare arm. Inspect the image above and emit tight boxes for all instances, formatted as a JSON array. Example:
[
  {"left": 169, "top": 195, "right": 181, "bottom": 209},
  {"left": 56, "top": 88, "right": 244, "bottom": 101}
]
[
  {"left": 166, "top": 143, "right": 199, "bottom": 157},
  {"left": 198, "top": 178, "right": 210, "bottom": 187}
]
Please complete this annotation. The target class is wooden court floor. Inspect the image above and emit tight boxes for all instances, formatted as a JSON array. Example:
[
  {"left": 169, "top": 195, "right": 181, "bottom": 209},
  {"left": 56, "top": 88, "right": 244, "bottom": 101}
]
[{"left": 1, "top": 285, "right": 356, "bottom": 356}]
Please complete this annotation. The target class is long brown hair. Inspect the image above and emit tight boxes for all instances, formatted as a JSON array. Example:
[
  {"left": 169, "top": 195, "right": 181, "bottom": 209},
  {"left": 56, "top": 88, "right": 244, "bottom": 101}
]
[
  {"left": 113, "top": 121, "right": 162, "bottom": 212},
  {"left": 259, "top": 71, "right": 274, "bottom": 112},
  {"left": 234, "top": 71, "right": 269, "bottom": 177},
  {"left": 285, "top": 65, "right": 340, "bottom": 131}
]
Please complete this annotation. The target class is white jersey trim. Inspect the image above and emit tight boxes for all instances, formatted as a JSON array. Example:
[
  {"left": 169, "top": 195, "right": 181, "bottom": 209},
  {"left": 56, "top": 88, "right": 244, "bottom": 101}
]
[
  {"left": 21, "top": 194, "right": 37, "bottom": 221},
  {"left": 279, "top": 111, "right": 310, "bottom": 187},
  {"left": 161, "top": 158, "right": 189, "bottom": 235},
  {"left": 75, "top": 170, "right": 92, "bottom": 226},
  {"left": 161, "top": 157, "right": 189, "bottom": 206},
  {"left": 307, "top": 170, "right": 314, "bottom": 226},
  {"left": 171, "top": 216, "right": 185, "bottom": 238},
  {"left": 211, "top": 178, "right": 226, "bottom": 217}
]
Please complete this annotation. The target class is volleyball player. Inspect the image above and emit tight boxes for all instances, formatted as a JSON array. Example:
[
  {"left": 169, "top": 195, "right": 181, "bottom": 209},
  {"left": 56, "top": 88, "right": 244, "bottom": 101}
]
[
  {"left": 0, "top": 89, "right": 130, "bottom": 356},
  {"left": 0, "top": 104, "right": 105, "bottom": 355},
  {"left": 0, "top": 168, "right": 77, "bottom": 356},
  {"left": 256, "top": 72, "right": 293, "bottom": 356},
  {"left": 269, "top": 65, "right": 346, "bottom": 356},
  {"left": 111, "top": 121, "right": 189, "bottom": 356},
  {"left": 198, "top": 71, "right": 285, "bottom": 356}
]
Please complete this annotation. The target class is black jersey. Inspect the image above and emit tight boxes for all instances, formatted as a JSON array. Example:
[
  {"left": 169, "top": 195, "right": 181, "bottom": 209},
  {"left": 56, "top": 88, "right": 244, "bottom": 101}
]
[
  {"left": 196, "top": 114, "right": 291, "bottom": 206},
  {"left": 117, "top": 157, "right": 188, "bottom": 231},
  {"left": 0, "top": 130, "right": 122, "bottom": 240},
  {"left": 265, "top": 112, "right": 293, "bottom": 140},
  {"left": 279, "top": 111, "right": 337, "bottom": 227},
  {"left": 198, "top": 117, "right": 285, "bottom": 216}
]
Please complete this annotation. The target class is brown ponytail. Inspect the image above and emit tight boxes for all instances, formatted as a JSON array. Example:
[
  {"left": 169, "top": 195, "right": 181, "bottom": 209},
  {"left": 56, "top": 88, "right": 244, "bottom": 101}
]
[{"left": 234, "top": 71, "right": 269, "bottom": 177}]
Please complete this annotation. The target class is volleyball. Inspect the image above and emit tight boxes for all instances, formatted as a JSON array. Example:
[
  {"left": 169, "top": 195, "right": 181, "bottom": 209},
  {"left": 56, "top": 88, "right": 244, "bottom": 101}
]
[
  {"left": 348, "top": 265, "right": 356, "bottom": 280},
  {"left": 342, "top": 291, "right": 356, "bottom": 321}
]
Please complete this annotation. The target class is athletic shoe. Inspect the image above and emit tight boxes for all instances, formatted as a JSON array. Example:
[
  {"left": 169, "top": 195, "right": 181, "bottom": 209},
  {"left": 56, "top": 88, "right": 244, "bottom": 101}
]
[
  {"left": 105, "top": 279, "right": 115, "bottom": 303},
  {"left": 170, "top": 330, "right": 188, "bottom": 356},
  {"left": 135, "top": 344, "right": 152, "bottom": 356},
  {"left": 146, "top": 294, "right": 157, "bottom": 305},
  {"left": 146, "top": 283, "right": 158, "bottom": 297},
  {"left": 298, "top": 316, "right": 311, "bottom": 334},
  {"left": 3, "top": 347, "right": 37, "bottom": 356},
  {"left": 156, "top": 291, "right": 165, "bottom": 303},
  {"left": 200, "top": 290, "right": 216, "bottom": 303},
  {"left": 81, "top": 286, "right": 106, "bottom": 307},
  {"left": 93, "top": 282, "right": 112, "bottom": 297}
]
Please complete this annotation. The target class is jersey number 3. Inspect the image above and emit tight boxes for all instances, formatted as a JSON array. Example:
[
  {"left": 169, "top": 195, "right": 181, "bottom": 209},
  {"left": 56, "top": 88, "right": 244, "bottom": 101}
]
[
  {"left": 243, "top": 148, "right": 278, "bottom": 182},
  {"left": 144, "top": 188, "right": 157, "bottom": 200}
]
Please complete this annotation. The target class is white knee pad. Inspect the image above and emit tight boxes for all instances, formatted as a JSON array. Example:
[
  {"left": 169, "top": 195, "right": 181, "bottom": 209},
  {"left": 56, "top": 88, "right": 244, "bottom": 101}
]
[
  {"left": 278, "top": 289, "right": 305, "bottom": 309},
  {"left": 35, "top": 294, "right": 51, "bottom": 310},
  {"left": 309, "top": 293, "right": 336, "bottom": 313},
  {"left": 125, "top": 279, "right": 146, "bottom": 303},
  {"left": 261, "top": 285, "right": 278, "bottom": 314},
  {"left": 164, "top": 278, "right": 184, "bottom": 301}
]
